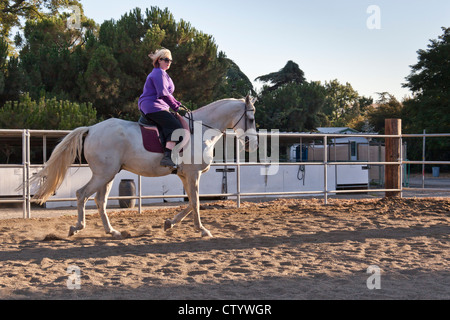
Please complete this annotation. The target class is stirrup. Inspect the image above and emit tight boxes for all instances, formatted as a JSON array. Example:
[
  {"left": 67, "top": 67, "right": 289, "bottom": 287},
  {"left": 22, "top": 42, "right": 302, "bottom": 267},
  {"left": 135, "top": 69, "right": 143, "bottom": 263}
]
[
  {"left": 160, "top": 152, "right": 177, "bottom": 169},
  {"left": 160, "top": 158, "right": 177, "bottom": 168}
]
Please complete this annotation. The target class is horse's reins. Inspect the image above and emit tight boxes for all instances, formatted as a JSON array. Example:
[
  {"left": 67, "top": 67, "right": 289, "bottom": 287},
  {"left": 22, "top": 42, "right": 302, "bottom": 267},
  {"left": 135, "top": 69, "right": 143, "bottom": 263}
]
[{"left": 180, "top": 105, "right": 254, "bottom": 138}]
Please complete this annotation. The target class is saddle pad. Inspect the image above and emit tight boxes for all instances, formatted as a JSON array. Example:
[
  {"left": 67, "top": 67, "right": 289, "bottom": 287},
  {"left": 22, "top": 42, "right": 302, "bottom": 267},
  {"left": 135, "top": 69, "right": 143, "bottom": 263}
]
[
  {"left": 140, "top": 126, "right": 164, "bottom": 154},
  {"left": 139, "top": 114, "right": 191, "bottom": 155}
]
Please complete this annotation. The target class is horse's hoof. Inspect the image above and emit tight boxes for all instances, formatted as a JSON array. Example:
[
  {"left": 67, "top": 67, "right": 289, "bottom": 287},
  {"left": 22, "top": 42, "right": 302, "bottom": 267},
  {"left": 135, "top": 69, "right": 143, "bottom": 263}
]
[
  {"left": 110, "top": 230, "right": 122, "bottom": 240},
  {"left": 164, "top": 219, "right": 173, "bottom": 231},
  {"left": 201, "top": 229, "right": 213, "bottom": 238},
  {"left": 68, "top": 226, "right": 77, "bottom": 237},
  {"left": 120, "top": 231, "right": 131, "bottom": 239}
]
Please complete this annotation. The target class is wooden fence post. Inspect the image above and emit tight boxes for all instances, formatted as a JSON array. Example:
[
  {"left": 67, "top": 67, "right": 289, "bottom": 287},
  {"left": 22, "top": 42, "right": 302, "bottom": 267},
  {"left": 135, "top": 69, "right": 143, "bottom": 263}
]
[{"left": 385, "top": 119, "right": 402, "bottom": 198}]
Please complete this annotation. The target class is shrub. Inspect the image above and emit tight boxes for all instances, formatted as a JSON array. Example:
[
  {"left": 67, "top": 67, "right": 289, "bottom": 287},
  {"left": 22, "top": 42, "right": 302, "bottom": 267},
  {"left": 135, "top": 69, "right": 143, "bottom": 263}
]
[{"left": 0, "top": 93, "right": 98, "bottom": 130}]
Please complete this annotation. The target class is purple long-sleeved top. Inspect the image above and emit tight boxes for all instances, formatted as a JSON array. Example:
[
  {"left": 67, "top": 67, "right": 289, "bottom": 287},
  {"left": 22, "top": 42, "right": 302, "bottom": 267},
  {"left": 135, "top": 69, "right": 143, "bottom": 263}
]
[{"left": 138, "top": 68, "right": 181, "bottom": 114}]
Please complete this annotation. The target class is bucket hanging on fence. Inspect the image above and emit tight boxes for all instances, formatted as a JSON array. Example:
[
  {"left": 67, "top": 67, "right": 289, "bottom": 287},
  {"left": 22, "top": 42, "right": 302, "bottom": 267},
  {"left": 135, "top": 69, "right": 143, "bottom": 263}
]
[{"left": 119, "top": 179, "right": 136, "bottom": 208}]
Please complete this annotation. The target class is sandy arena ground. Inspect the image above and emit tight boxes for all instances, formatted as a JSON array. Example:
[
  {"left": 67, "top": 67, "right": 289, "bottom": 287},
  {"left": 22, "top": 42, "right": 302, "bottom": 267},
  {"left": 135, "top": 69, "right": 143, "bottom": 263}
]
[{"left": 0, "top": 197, "right": 449, "bottom": 300}]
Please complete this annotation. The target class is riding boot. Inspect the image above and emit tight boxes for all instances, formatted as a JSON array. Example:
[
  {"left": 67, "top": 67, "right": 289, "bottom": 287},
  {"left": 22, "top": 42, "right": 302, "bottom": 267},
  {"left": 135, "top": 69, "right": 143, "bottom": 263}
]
[{"left": 160, "top": 150, "right": 177, "bottom": 168}]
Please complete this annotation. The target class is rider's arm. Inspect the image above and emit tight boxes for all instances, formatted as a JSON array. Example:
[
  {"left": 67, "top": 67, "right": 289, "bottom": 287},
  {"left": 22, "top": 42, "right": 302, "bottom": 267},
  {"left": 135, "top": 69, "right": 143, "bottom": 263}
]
[{"left": 151, "top": 68, "right": 181, "bottom": 112}]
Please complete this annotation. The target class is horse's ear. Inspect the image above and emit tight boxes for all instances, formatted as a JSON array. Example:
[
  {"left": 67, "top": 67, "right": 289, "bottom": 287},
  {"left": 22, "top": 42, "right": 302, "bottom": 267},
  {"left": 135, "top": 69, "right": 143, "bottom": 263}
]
[
  {"left": 245, "top": 95, "right": 257, "bottom": 106},
  {"left": 245, "top": 95, "right": 251, "bottom": 105}
]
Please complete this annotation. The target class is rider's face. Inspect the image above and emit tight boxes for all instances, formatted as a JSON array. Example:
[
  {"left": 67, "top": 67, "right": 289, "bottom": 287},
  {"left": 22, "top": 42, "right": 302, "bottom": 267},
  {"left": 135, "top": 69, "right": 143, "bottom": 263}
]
[{"left": 159, "top": 57, "right": 173, "bottom": 71}]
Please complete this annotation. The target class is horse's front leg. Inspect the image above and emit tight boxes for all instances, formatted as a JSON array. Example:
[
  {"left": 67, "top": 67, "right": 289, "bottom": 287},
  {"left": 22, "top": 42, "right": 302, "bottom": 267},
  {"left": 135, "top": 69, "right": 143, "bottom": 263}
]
[{"left": 187, "top": 173, "right": 213, "bottom": 238}]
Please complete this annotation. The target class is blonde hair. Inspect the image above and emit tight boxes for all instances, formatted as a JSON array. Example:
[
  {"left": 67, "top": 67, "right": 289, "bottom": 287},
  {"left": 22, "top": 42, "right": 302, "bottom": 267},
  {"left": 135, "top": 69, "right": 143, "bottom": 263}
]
[{"left": 149, "top": 48, "right": 172, "bottom": 68}]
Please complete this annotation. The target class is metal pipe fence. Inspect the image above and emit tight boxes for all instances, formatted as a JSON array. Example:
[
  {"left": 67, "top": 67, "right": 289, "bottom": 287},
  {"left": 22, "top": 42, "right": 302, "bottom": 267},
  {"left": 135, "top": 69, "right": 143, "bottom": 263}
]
[{"left": 1, "top": 129, "right": 449, "bottom": 218}]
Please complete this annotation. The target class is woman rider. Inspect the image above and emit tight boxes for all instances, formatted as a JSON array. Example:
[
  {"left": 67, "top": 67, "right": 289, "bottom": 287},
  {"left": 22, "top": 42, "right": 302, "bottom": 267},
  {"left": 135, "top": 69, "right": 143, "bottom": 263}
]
[{"left": 139, "top": 48, "right": 183, "bottom": 168}]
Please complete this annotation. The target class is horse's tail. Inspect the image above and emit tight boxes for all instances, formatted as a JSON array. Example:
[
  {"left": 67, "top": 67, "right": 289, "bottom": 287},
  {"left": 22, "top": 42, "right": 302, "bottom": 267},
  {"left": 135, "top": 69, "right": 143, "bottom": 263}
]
[{"left": 30, "top": 127, "right": 90, "bottom": 205}]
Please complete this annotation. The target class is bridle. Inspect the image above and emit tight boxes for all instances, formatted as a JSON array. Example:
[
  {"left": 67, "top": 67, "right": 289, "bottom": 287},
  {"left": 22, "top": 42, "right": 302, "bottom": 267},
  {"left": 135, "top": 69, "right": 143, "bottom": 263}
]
[{"left": 181, "top": 104, "right": 255, "bottom": 137}]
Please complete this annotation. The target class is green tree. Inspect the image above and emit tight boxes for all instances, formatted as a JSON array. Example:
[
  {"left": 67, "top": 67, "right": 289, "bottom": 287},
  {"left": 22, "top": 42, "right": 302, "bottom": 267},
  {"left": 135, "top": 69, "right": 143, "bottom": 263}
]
[
  {"left": 0, "top": 0, "right": 82, "bottom": 38},
  {"left": 322, "top": 79, "right": 372, "bottom": 127},
  {"left": 255, "top": 60, "right": 305, "bottom": 92},
  {"left": 0, "top": 35, "right": 24, "bottom": 104},
  {"left": 215, "top": 58, "right": 255, "bottom": 99},
  {"left": 79, "top": 44, "right": 120, "bottom": 117},
  {"left": 17, "top": 11, "right": 96, "bottom": 100},
  {"left": 256, "top": 81, "right": 326, "bottom": 132},
  {"left": 403, "top": 27, "right": 450, "bottom": 134},
  {"left": 402, "top": 27, "right": 450, "bottom": 167},
  {"left": 169, "top": 29, "right": 228, "bottom": 107},
  {"left": 366, "top": 93, "right": 403, "bottom": 134},
  {"left": 0, "top": 93, "right": 97, "bottom": 129},
  {"left": 0, "top": 36, "right": 7, "bottom": 97},
  {"left": 256, "top": 61, "right": 327, "bottom": 131},
  {"left": 76, "top": 6, "right": 230, "bottom": 115},
  {"left": 2, "top": 5, "right": 239, "bottom": 120}
]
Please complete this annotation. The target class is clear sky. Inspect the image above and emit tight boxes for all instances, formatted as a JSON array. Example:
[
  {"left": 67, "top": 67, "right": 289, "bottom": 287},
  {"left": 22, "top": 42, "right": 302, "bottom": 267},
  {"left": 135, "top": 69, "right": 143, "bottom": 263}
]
[{"left": 79, "top": 0, "right": 450, "bottom": 100}]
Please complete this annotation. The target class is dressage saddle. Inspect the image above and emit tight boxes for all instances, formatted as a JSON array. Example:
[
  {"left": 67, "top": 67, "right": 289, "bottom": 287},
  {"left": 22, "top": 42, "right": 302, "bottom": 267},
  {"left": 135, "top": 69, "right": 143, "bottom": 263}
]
[{"left": 138, "top": 114, "right": 167, "bottom": 152}]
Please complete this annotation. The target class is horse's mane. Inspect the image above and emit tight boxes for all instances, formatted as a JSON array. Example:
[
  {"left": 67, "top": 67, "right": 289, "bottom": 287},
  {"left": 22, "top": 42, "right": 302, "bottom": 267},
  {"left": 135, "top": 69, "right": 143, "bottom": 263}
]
[{"left": 192, "top": 98, "right": 244, "bottom": 114}]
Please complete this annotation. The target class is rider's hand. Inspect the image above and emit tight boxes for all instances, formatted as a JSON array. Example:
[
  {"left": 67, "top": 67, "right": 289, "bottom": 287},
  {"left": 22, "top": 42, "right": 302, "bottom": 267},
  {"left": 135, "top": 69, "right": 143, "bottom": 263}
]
[{"left": 178, "top": 105, "right": 189, "bottom": 117}]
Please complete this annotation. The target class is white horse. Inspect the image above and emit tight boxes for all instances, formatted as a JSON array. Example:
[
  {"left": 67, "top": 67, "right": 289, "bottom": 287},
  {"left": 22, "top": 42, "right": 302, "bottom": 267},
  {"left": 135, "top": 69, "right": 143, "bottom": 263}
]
[{"left": 30, "top": 96, "right": 258, "bottom": 239}]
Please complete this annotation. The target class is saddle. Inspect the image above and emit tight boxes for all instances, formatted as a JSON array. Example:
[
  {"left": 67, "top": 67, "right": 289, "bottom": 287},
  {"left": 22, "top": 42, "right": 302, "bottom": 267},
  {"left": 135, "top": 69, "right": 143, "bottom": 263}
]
[{"left": 138, "top": 113, "right": 190, "bottom": 154}]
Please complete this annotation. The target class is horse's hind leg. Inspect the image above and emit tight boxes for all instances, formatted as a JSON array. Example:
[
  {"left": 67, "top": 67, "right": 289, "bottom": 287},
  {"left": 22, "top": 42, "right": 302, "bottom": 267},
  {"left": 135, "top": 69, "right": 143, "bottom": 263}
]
[
  {"left": 164, "top": 205, "right": 192, "bottom": 231},
  {"left": 164, "top": 175, "right": 192, "bottom": 231},
  {"left": 68, "top": 184, "right": 89, "bottom": 237},
  {"left": 95, "top": 179, "right": 121, "bottom": 239},
  {"left": 68, "top": 175, "right": 115, "bottom": 237}
]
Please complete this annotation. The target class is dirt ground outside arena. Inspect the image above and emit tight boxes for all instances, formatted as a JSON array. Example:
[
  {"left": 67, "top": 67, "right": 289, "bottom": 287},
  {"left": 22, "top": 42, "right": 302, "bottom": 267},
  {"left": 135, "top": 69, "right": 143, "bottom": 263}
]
[{"left": 0, "top": 196, "right": 449, "bottom": 300}]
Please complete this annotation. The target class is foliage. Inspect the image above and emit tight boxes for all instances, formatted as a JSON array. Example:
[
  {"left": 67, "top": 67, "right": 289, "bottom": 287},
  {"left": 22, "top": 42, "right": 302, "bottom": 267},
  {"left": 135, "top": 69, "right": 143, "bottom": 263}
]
[
  {"left": 256, "top": 81, "right": 326, "bottom": 132},
  {"left": 1, "top": 6, "right": 239, "bottom": 119},
  {"left": 82, "top": 7, "right": 232, "bottom": 114},
  {"left": 0, "top": 36, "right": 6, "bottom": 95},
  {"left": 256, "top": 60, "right": 325, "bottom": 131},
  {"left": 365, "top": 93, "right": 403, "bottom": 134},
  {"left": 402, "top": 27, "right": 450, "bottom": 134},
  {"left": 0, "top": 35, "right": 24, "bottom": 105},
  {"left": 2, "top": 2, "right": 448, "bottom": 172},
  {"left": 402, "top": 27, "right": 450, "bottom": 167},
  {"left": 322, "top": 80, "right": 373, "bottom": 127},
  {"left": 0, "top": 0, "right": 82, "bottom": 54},
  {"left": 0, "top": 93, "right": 97, "bottom": 129},
  {"left": 256, "top": 60, "right": 305, "bottom": 92},
  {"left": 215, "top": 58, "right": 255, "bottom": 99},
  {"left": 255, "top": 62, "right": 373, "bottom": 131}
]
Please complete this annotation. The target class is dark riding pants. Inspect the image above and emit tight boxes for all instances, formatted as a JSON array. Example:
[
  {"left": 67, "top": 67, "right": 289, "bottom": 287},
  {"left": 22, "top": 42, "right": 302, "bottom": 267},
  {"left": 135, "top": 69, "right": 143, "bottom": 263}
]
[{"left": 144, "top": 111, "right": 183, "bottom": 150}]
